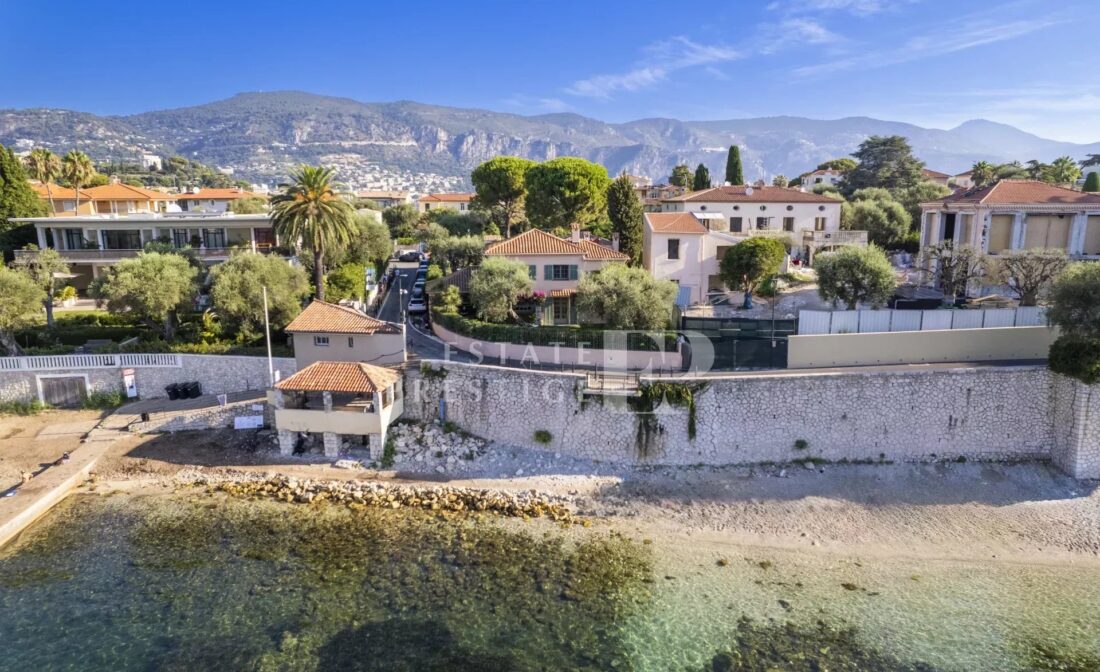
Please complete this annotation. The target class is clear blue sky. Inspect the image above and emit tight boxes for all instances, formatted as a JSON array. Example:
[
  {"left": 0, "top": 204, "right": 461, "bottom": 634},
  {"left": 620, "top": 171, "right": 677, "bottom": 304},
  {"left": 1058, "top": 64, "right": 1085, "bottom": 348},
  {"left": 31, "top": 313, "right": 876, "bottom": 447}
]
[{"left": 2, "top": 0, "right": 1097, "bottom": 141}]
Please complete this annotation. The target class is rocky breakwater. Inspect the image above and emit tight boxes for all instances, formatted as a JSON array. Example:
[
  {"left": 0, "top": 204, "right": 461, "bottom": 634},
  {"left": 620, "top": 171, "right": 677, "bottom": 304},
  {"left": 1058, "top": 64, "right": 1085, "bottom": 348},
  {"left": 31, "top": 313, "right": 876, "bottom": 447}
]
[
  {"left": 207, "top": 475, "right": 581, "bottom": 524},
  {"left": 386, "top": 421, "right": 488, "bottom": 473}
]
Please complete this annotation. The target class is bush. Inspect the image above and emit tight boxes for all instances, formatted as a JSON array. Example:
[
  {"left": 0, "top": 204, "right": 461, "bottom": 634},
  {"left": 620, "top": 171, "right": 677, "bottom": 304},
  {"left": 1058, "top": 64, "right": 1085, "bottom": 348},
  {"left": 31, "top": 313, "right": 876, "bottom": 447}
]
[
  {"left": 1049, "top": 334, "right": 1100, "bottom": 384},
  {"left": 533, "top": 429, "right": 553, "bottom": 444},
  {"left": 431, "top": 308, "right": 677, "bottom": 352},
  {"left": 426, "top": 264, "right": 444, "bottom": 281},
  {"left": 82, "top": 389, "right": 125, "bottom": 410},
  {"left": 793, "top": 438, "right": 809, "bottom": 450},
  {"left": 0, "top": 399, "right": 49, "bottom": 416}
]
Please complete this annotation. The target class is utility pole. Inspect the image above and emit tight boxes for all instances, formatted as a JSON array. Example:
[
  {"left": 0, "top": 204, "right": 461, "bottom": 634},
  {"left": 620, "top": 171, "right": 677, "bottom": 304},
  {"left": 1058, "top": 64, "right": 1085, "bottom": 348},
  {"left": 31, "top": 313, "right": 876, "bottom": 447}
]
[{"left": 262, "top": 286, "right": 274, "bottom": 387}]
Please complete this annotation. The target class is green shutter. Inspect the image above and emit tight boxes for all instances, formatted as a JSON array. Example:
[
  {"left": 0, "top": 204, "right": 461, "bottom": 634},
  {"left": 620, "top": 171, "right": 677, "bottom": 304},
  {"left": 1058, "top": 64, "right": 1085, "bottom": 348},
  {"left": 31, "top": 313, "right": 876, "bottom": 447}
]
[
  {"left": 569, "top": 265, "right": 578, "bottom": 280},
  {"left": 528, "top": 265, "right": 536, "bottom": 279},
  {"left": 544, "top": 265, "right": 552, "bottom": 280}
]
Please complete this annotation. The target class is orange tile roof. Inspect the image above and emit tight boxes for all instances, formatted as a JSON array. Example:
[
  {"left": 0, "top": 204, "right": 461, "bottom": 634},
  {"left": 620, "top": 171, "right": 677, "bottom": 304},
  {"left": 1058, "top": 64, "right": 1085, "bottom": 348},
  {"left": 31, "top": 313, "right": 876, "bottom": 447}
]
[
  {"left": 935, "top": 180, "right": 1100, "bottom": 207},
  {"left": 644, "top": 212, "right": 708, "bottom": 234},
  {"left": 484, "top": 228, "right": 628, "bottom": 260},
  {"left": 83, "top": 183, "right": 173, "bottom": 201},
  {"left": 437, "top": 266, "right": 473, "bottom": 293},
  {"left": 29, "top": 182, "right": 91, "bottom": 200},
  {"left": 665, "top": 185, "right": 841, "bottom": 204},
  {"left": 285, "top": 300, "right": 401, "bottom": 334},
  {"left": 548, "top": 288, "right": 577, "bottom": 298},
  {"left": 275, "top": 361, "right": 399, "bottom": 394},
  {"left": 922, "top": 168, "right": 950, "bottom": 179},
  {"left": 420, "top": 192, "right": 475, "bottom": 203},
  {"left": 177, "top": 188, "right": 262, "bottom": 201}
]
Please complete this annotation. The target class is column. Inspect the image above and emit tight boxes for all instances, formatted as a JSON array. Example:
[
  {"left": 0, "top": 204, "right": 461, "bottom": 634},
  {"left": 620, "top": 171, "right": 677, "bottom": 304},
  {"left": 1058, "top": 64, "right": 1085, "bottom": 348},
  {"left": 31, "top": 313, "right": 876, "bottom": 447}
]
[
  {"left": 954, "top": 214, "right": 966, "bottom": 246},
  {"left": 250, "top": 227, "right": 256, "bottom": 253},
  {"left": 322, "top": 432, "right": 341, "bottom": 458},
  {"left": 1010, "top": 212, "right": 1026, "bottom": 250},
  {"left": 36, "top": 226, "right": 48, "bottom": 249},
  {"left": 277, "top": 430, "right": 296, "bottom": 455},
  {"left": 322, "top": 390, "right": 333, "bottom": 412},
  {"left": 1069, "top": 213, "right": 1087, "bottom": 255}
]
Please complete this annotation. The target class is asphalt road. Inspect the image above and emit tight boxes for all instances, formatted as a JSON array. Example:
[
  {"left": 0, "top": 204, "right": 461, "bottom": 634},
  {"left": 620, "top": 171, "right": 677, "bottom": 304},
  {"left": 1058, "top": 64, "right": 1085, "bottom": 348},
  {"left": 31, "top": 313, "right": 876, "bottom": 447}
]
[{"left": 377, "top": 262, "right": 474, "bottom": 363}]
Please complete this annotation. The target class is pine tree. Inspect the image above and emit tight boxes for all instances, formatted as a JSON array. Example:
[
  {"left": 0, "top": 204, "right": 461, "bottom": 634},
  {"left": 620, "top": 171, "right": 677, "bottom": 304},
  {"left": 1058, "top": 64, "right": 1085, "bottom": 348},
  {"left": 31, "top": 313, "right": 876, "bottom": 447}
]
[
  {"left": 1085, "top": 172, "right": 1100, "bottom": 193},
  {"left": 693, "top": 163, "right": 711, "bottom": 191},
  {"left": 725, "top": 145, "right": 744, "bottom": 185},
  {"left": 0, "top": 144, "right": 47, "bottom": 252},
  {"left": 606, "top": 173, "right": 644, "bottom": 266},
  {"left": 669, "top": 164, "right": 693, "bottom": 188}
]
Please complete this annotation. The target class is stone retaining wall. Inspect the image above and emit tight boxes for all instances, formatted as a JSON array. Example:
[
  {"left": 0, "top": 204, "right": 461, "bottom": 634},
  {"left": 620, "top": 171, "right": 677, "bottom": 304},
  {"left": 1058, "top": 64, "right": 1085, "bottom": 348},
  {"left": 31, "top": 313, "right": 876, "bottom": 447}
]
[
  {"left": 405, "top": 361, "right": 1099, "bottom": 478},
  {"left": 128, "top": 399, "right": 272, "bottom": 433}
]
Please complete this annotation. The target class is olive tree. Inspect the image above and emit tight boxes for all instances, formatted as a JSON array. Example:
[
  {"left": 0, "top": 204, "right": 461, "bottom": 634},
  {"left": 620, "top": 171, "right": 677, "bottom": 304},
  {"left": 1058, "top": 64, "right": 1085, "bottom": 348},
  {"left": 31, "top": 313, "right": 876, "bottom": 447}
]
[
  {"left": 468, "top": 258, "right": 532, "bottom": 323},
  {"left": 920, "top": 242, "right": 985, "bottom": 305},
  {"left": 210, "top": 253, "right": 311, "bottom": 340},
  {"left": 719, "top": 237, "right": 786, "bottom": 309},
  {"left": 1046, "top": 263, "right": 1100, "bottom": 383},
  {"left": 814, "top": 245, "right": 897, "bottom": 309},
  {"left": 575, "top": 264, "right": 677, "bottom": 329},
  {"left": 91, "top": 252, "right": 198, "bottom": 340},
  {"left": 0, "top": 266, "right": 45, "bottom": 354},
  {"left": 989, "top": 249, "right": 1067, "bottom": 307},
  {"left": 13, "top": 247, "right": 70, "bottom": 327}
]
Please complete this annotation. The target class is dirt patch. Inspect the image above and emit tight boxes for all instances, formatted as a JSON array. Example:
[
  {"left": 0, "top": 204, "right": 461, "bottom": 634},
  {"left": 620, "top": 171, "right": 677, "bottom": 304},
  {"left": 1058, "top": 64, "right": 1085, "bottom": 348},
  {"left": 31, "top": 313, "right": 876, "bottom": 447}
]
[{"left": 0, "top": 410, "right": 105, "bottom": 489}]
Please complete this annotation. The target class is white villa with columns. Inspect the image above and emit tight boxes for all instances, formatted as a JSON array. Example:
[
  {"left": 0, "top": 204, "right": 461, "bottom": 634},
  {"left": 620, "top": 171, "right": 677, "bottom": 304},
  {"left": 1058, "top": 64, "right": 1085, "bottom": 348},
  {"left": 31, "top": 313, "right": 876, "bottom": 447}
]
[{"left": 919, "top": 180, "right": 1100, "bottom": 256}]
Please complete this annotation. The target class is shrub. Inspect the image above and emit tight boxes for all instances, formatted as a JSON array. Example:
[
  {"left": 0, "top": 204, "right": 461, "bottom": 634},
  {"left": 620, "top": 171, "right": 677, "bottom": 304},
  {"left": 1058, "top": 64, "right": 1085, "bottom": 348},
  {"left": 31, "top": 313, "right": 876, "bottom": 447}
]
[
  {"left": 82, "top": 389, "right": 125, "bottom": 410},
  {"left": 793, "top": 439, "right": 809, "bottom": 450},
  {"left": 426, "top": 264, "right": 444, "bottom": 281},
  {"left": 0, "top": 399, "right": 49, "bottom": 416},
  {"left": 1049, "top": 334, "right": 1100, "bottom": 384},
  {"left": 533, "top": 429, "right": 553, "bottom": 444}
]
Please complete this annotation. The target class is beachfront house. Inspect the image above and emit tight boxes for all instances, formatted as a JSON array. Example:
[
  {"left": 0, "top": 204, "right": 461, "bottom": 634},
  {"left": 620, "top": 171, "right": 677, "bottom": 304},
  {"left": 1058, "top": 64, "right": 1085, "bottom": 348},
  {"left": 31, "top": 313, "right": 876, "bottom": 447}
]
[{"left": 285, "top": 300, "right": 406, "bottom": 368}]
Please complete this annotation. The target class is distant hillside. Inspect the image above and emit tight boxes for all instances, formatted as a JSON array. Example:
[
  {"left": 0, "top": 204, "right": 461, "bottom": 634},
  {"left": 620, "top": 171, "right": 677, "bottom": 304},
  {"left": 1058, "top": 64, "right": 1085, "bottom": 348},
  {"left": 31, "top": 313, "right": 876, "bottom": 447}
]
[{"left": 2, "top": 91, "right": 1097, "bottom": 190}]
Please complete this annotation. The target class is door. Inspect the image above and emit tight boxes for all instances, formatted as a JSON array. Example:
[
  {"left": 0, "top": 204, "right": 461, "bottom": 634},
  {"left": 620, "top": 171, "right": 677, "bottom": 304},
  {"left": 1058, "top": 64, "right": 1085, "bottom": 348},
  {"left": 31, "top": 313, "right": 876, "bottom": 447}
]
[{"left": 40, "top": 377, "right": 87, "bottom": 408}]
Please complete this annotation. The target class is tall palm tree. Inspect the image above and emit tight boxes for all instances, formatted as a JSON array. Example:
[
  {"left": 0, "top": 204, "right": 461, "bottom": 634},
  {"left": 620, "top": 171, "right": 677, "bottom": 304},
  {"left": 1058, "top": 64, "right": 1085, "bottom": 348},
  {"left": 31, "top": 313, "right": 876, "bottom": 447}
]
[
  {"left": 970, "top": 161, "right": 997, "bottom": 189},
  {"left": 1025, "top": 159, "right": 1048, "bottom": 180},
  {"left": 23, "top": 148, "right": 61, "bottom": 213},
  {"left": 269, "top": 165, "right": 355, "bottom": 300},
  {"left": 1045, "top": 156, "right": 1082, "bottom": 186},
  {"left": 61, "top": 150, "right": 95, "bottom": 216}
]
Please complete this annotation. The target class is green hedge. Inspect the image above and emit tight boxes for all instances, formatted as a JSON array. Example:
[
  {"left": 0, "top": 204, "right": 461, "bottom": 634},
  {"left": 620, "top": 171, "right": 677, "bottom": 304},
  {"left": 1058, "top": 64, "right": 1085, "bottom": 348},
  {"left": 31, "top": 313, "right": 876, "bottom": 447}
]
[
  {"left": 432, "top": 309, "right": 677, "bottom": 352},
  {"left": 1049, "top": 334, "right": 1100, "bottom": 384},
  {"left": 92, "top": 339, "right": 293, "bottom": 358}
]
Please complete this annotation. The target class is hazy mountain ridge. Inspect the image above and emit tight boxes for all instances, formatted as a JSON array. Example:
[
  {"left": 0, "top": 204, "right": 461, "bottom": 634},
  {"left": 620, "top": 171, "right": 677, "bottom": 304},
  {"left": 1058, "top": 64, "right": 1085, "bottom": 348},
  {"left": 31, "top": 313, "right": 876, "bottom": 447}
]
[{"left": 1, "top": 91, "right": 1097, "bottom": 189}]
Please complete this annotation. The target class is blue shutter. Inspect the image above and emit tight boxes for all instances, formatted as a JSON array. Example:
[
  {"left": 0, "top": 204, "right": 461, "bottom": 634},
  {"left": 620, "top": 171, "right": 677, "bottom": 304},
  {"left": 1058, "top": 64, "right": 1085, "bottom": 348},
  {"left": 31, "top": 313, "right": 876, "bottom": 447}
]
[
  {"left": 569, "top": 265, "right": 578, "bottom": 280},
  {"left": 544, "top": 265, "right": 552, "bottom": 280}
]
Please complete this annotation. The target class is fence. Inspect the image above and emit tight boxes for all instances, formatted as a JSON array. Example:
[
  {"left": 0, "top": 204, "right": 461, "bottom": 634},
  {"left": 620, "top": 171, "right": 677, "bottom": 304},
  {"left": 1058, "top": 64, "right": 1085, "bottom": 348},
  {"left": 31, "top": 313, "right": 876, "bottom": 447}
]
[
  {"left": 797, "top": 307, "right": 1047, "bottom": 335},
  {"left": 0, "top": 353, "right": 182, "bottom": 371}
]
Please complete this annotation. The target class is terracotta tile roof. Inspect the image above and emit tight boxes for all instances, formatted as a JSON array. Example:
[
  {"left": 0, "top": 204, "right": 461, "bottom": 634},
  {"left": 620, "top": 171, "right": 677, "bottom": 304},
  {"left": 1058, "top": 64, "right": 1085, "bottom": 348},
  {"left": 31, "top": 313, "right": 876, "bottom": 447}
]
[
  {"left": 934, "top": 180, "right": 1100, "bottom": 207},
  {"left": 644, "top": 212, "right": 708, "bottom": 234},
  {"left": 922, "top": 168, "right": 950, "bottom": 179},
  {"left": 276, "top": 360, "right": 399, "bottom": 394},
  {"left": 805, "top": 168, "right": 842, "bottom": 176},
  {"left": 420, "top": 192, "right": 475, "bottom": 203},
  {"left": 665, "top": 185, "right": 841, "bottom": 204},
  {"left": 29, "top": 182, "right": 91, "bottom": 200},
  {"left": 437, "top": 266, "right": 473, "bottom": 293},
  {"left": 82, "top": 183, "right": 173, "bottom": 201},
  {"left": 484, "top": 228, "right": 628, "bottom": 260},
  {"left": 177, "top": 188, "right": 262, "bottom": 201},
  {"left": 285, "top": 300, "right": 401, "bottom": 334}
]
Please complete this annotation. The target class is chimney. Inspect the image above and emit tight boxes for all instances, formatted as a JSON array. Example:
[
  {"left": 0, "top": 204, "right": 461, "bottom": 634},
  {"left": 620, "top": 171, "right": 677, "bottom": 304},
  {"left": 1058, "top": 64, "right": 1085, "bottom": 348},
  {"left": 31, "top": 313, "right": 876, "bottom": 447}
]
[
  {"left": 570, "top": 223, "right": 581, "bottom": 243},
  {"left": 612, "top": 232, "right": 620, "bottom": 251}
]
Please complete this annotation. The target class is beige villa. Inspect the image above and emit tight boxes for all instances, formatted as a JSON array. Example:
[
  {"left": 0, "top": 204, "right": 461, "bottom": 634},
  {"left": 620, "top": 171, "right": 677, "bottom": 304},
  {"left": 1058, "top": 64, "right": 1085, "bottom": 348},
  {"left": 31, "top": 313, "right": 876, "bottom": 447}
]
[
  {"left": 919, "top": 180, "right": 1100, "bottom": 256},
  {"left": 483, "top": 227, "right": 629, "bottom": 325},
  {"left": 285, "top": 300, "right": 405, "bottom": 368}
]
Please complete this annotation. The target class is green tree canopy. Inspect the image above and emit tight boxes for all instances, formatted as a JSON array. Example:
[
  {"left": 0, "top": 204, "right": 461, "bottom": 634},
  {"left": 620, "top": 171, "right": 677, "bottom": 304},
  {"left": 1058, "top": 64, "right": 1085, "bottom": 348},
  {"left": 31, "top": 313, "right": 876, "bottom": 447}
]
[
  {"left": 0, "top": 266, "right": 46, "bottom": 355},
  {"left": 842, "top": 189, "right": 910, "bottom": 248},
  {"left": 524, "top": 157, "right": 610, "bottom": 232},
  {"left": 894, "top": 180, "right": 952, "bottom": 231},
  {"left": 471, "top": 156, "right": 535, "bottom": 237},
  {"left": 270, "top": 165, "right": 356, "bottom": 300},
  {"left": 210, "top": 253, "right": 310, "bottom": 340},
  {"left": 725, "top": 146, "right": 744, "bottom": 185},
  {"left": 383, "top": 203, "right": 419, "bottom": 239},
  {"left": 1044, "top": 156, "right": 1082, "bottom": 185},
  {"left": 1085, "top": 172, "right": 1100, "bottom": 193},
  {"left": 1081, "top": 154, "right": 1100, "bottom": 168},
  {"left": 575, "top": 264, "right": 676, "bottom": 330},
  {"left": 433, "top": 284, "right": 463, "bottom": 314},
  {"left": 919, "top": 243, "right": 985, "bottom": 304},
  {"left": 990, "top": 249, "right": 1067, "bottom": 307},
  {"left": 772, "top": 174, "right": 788, "bottom": 188},
  {"left": 839, "top": 135, "right": 924, "bottom": 197},
  {"left": 13, "top": 247, "right": 70, "bottom": 327},
  {"left": 436, "top": 210, "right": 490, "bottom": 236},
  {"left": 970, "top": 161, "right": 998, "bottom": 189},
  {"left": 325, "top": 211, "right": 395, "bottom": 272},
  {"left": 91, "top": 252, "right": 198, "bottom": 340},
  {"left": 817, "top": 158, "right": 857, "bottom": 172},
  {"left": 0, "top": 144, "right": 48, "bottom": 251},
  {"left": 430, "top": 234, "right": 484, "bottom": 274},
  {"left": 23, "top": 148, "right": 61, "bottom": 212},
  {"left": 814, "top": 245, "right": 897, "bottom": 310},
  {"left": 468, "top": 257, "right": 532, "bottom": 323},
  {"left": 61, "top": 150, "right": 95, "bottom": 215},
  {"left": 1046, "top": 262, "right": 1100, "bottom": 336},
  {"left": 692, "top": 163, "right": 711, "bottom": 191},
  {"left": 322, "top": 263, "right": 367, "bottom": 304},
  {"left": 229, "top": 195, "right": 268, "bottom": 214},
  {"left": 669, "top": 164, "right": 693, "bottom": 188},
  {"left": 719, "top": 237, "right": 786, "bottom": 308},
  {"left": 606, "top": 173, "right": 644, "bottom": 266}
]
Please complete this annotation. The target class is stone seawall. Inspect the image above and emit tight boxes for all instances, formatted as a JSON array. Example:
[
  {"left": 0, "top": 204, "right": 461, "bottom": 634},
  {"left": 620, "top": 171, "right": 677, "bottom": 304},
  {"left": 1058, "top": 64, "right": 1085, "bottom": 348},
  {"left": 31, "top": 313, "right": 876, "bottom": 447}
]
[
  {"left": 405, "top": 361, "right": 1098, "bottom": 478},
  {"left": 0, "top": 355, "right": 296, "bottom": 404}
]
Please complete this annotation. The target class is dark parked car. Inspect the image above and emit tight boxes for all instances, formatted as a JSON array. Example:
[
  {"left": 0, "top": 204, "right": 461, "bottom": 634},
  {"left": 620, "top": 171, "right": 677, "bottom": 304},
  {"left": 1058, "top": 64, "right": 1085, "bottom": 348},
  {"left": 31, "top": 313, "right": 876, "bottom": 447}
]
[{"left": 398, "top": 251, "right": 422, "bottom": 262}]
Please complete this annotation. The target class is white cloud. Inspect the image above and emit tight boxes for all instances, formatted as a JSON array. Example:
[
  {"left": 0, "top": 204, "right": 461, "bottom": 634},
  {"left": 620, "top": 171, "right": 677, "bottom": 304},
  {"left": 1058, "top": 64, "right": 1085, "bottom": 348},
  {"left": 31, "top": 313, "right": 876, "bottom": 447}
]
[
  {"left": 767, "top": 0, "right": 900, "bottom": 15},
  {"left": 565, "top": 37, "right": 740, "bottom": 99},
  {"left": 502, "top": 95, "right": 572, "bottom": 113}
]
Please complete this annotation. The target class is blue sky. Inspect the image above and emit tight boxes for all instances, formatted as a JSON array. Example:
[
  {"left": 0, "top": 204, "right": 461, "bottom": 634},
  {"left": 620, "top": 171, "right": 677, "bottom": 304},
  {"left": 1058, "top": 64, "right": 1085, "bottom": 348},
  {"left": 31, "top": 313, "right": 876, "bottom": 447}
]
[{"left": 2, "top": 0, "right": 1097, "bottom": 141}]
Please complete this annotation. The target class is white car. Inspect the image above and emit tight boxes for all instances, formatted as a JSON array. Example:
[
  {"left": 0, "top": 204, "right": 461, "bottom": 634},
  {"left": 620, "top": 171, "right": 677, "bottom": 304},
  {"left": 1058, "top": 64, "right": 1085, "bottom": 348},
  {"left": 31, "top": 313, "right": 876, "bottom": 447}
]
[{"left": 407, "top": 295, "right": 427, "bottom": 313}]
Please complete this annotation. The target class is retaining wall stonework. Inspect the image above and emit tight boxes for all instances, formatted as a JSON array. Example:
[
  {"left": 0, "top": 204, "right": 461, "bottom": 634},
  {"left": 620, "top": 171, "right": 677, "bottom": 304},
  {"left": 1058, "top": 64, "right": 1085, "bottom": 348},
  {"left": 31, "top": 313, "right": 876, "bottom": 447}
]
[
  {"left": 0, "top": 355, "right": 296, "bottom": 404},
  {"left": 406, "top": 362, "right": 1099, "bottom": 478}
]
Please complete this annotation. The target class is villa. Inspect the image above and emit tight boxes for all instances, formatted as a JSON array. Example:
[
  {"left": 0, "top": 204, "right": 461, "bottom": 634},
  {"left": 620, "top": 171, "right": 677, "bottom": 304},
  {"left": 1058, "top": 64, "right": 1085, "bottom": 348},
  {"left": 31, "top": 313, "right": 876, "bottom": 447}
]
[
  {"left": 483, "top": 227, "right": 629, "bottom": 325},
  {"left": 31, "top": 181, "right": 175, "bottom": 216},
  {"left": 418, "top": 192, "right": 475, "bottom": 213},
  {"left": 801, "top": 168, "right": 845, "bottom": 188},
  {"left": 356, "top": 190, "right": 412, "bottom": 208},
  {"left": 919, "top": 179, "right": 1100, "bottom": 256},
  {"left": 176, "top": 187, "right": 264, "bottom": 213},
  {"left": 285, "top": 300, "right": 405, "bottom": 368}
]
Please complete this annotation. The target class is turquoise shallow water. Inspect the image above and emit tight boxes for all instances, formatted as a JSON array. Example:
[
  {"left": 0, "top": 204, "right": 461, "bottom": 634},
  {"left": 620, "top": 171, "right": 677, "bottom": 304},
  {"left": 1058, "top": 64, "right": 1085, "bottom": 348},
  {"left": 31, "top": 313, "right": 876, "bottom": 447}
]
[{"left": 0, "top": 493, "right": 1098, "bottom": 671}]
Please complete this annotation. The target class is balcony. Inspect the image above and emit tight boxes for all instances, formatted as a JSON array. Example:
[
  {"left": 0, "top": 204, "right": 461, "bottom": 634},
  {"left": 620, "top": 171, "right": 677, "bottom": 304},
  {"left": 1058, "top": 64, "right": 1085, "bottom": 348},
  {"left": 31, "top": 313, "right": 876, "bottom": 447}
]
[
  {"left": 803, "top": 230, "right": 868, "bottom": 246},
  {"left": 14, "top": 246, "right": 281, "bottom": 263}
]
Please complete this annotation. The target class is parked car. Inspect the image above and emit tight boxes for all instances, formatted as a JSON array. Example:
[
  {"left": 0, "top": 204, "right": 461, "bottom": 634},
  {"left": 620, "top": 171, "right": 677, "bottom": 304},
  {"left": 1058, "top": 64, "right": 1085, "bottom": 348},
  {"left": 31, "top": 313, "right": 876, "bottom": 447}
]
[
  {"left": 407, "top": 295, "right": 427, "bottom": 313},
  {"left": 398, "top": 250, "right": 421, "bottom": 262}
]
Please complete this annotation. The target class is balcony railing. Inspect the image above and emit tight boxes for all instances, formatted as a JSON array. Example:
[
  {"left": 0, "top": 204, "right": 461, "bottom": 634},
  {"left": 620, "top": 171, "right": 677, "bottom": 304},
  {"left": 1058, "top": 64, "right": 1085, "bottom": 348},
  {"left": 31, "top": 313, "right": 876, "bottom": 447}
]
[
  {"left": 803, "top": 230, "right": 868, "bottom": 246},
  {"left": 14, "top": 246, "right": 280, "bottom": 261}
]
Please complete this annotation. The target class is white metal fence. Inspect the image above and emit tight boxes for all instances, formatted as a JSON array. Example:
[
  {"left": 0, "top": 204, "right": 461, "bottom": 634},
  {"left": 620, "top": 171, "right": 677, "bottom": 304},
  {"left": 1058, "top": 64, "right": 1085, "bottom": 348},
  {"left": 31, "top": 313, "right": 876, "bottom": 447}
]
[
  {"left": 797, "top": 308, "right": 1048, "bottom": 335},
  {"left": 0, "top": 353, "right": 181, "bottom": 371}
]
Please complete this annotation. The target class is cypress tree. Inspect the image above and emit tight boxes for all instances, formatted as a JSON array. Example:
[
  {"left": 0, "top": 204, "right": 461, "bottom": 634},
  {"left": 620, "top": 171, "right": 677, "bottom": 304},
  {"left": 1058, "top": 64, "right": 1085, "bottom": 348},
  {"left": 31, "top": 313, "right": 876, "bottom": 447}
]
[
  {"left": 693, "top": 163, "right": 711, "bottom": 191},
  {"left": 0, "top": 144, "right": 47, "bottom": 252},
  {"left": 725, "top": 145, "right": 744, "bottom": 185},
  {"left": 1085, "top": 172, "right": 1100, "bottom": 193},
  {"left": 606, "top": 173, "right": 644, "bottom": 266}
]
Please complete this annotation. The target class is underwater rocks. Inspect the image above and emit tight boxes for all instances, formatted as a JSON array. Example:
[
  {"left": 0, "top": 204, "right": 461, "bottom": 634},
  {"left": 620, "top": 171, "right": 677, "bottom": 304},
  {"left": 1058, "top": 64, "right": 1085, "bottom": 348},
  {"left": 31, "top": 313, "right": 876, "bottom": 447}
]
[{"left": 205, "top": 476, "right": 580, "bottom": 524}]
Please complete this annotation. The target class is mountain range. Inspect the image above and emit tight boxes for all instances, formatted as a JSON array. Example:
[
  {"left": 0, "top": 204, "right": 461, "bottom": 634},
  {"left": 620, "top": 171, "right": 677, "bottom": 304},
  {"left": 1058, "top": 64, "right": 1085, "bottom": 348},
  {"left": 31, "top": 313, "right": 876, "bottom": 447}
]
[{"left": 2, "top": 90, "right": 1098, "bottom": 190}]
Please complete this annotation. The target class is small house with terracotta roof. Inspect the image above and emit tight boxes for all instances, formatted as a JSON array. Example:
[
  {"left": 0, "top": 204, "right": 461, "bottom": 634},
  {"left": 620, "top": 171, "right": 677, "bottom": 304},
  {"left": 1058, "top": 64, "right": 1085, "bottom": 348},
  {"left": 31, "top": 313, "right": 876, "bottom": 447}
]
[
  {"left": 417, "top": 192, "right": 475, "bottom": 213},
  {"left": 270, "top": 360, "right": 403, "bottom": 458},
  {"left": 29, "top": 182, "right": 96, "bottom": 216},
  {"left": 285, "top": 300, "right": 405, "bottom": 368},
  {"left": 483, "top": 226, "right": 629, "bottom": 325},
  {"left": 922, "top": 168, "right": 951, "bottom": 187},
  {"left": 919, "top": 179, "right": 1100, "bottom": 256},
  {"left": 177, "top": 187, "right": 265, "bottom": 214},
  {"left": 643, "top": 212, "right": 729, "bottom": 305}
]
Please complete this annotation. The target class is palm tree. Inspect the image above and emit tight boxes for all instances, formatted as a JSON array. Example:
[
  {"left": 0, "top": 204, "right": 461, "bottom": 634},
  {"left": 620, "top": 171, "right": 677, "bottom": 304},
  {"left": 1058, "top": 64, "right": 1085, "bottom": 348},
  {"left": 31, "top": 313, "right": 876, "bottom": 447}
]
[
  {"left": 23, "top": 148, "right": 61, "bottom": 213},
  {"left": 1080, "top": 154, "right": 1100, "bottom": 169},
  {"left": 970, "top": 161, "right": 997, "bottom": 189},
  {"left": 61, "top": 150, "right": 95, "bottom": 216},
  {"left": 1045, "top": 156, "right": 1082, "bottom": 186},
  {"left": 1025, "top": 160, "right": 1048, "bottom": 180},
  {"left": 269, "top": 165, "right": 355, "bottom": 300}
]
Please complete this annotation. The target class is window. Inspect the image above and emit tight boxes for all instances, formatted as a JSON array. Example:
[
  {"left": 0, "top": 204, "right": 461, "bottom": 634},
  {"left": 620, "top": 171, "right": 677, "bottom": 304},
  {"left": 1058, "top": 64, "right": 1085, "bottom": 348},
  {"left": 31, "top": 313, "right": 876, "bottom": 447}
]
[
  {"left": 552, "top": 297, "right": 570, "bottom": 322},
  {"left": 63, "top": 200, "right": 75, "bottom": 211},
  {"left": 814, "top": 177, "right": 823, "bottom": 184},
  {"left": 528, "top": 265, "right": 536, "bottom": 280},
  {"left": 172, "top": 229, "right": 190, "bottom": 248},
  {"left": 783, "top": 217, "right": 794, "bottom": 232},
  {"left": 202, "top": 228, "right": 226, "bottom": 248},
  {"left": 756, "top": 217, "right": 770, "bottom": 230},
  {"left": 101, "top": 230, "right": 141, "bottom": 250},
  {"left": 424, "top": 203, "right": 431, "bottom": 211},
  {"left": 64, "top": 229, "right": 84, "bottom": 250},
  {"left": 347, "top": 337, "right": 354, "bottom": 348},
  {"left": 667, "top": 239, "right": 680, "bottom": 260},
  {"left": 814, "top": 217, "right": 827, "bottom": 231},
  {"left": 730, "top": 217, "right": 743, "bottom": 232},
  {"left": 546, "top": 264, "right": 576, "bottom": 280},
  {"left": 314, "top": 336, "right": 329, "bottom": 347}
]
